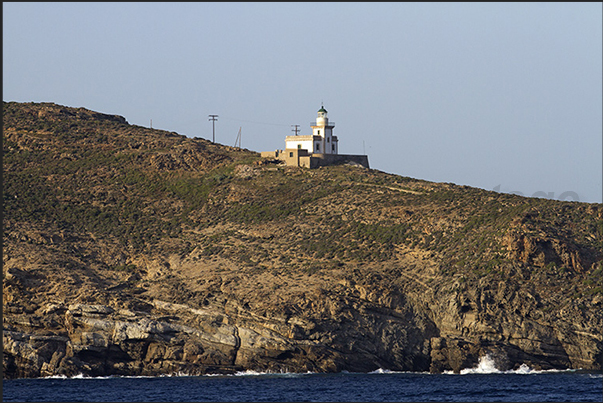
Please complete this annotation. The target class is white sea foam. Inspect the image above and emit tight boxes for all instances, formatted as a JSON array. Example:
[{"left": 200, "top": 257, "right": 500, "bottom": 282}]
[
  {"left": 234, "top": 369, "right": 272, "bottom": 376},
  {"left": 232, "top": 369, "right": 315, "bottom": 377},
  {"left": 40, "top": 370, "right": 312, "bottom": 379},
  {"left": 445, "top": 354, "right": 581, "bottom": 375},
  {"left": 43, "top": 373, "right": 116, "bottom": 380},
  {"left": 42, "top": 373, "right": 176, "bottom": 380},
  {"left": 369, "top": 368, "right": 400, "bottom": 374},
  {"left": 42, "top": 374, "right": 71, "bottom": 379},
  {"left": 43, "top": 373, "right": 109, "bottom": 380},
  {"left": 459, "top": 354, "right": 501, "bottom": 374},
  {"left": 38, "top": 357, "right": 592, "bottom": 379},
  {"left": 368, "top": 368, "right": 428, "bottom": 375}
]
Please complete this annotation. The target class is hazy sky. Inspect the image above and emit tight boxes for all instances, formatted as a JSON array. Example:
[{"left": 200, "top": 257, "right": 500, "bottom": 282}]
[{"left": 4, "top": 2, "right": 602, "bottom": 203}]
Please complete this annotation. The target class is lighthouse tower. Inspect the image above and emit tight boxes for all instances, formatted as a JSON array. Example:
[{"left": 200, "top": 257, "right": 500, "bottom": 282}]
[{"left": 311, "top": 105, "right": 338, "bottom": 154}]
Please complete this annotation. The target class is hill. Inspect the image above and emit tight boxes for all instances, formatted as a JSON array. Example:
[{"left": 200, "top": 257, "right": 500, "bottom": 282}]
[{"left": 3, "top": 101, "right": 602, "bottom": 378}]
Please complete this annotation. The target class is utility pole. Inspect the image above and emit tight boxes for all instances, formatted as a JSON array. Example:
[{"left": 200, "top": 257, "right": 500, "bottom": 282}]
[
  {"left": 208, "top": 115, "right": 218, "bottom": 143},
  {"left": 291, "top": 124, "right": 300, "bottom": 136}
]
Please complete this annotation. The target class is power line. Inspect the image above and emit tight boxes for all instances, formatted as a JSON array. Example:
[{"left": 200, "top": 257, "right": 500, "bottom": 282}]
[
  {"left": 208, "top": 115, "right": 218, "bottom": 143},
  {"left": 220, "top": 116, "right": 290, "bottom": 127}
]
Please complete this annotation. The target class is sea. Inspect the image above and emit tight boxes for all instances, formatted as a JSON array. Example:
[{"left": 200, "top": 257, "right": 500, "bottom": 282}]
[{"left": 3, "top": 356, "right": 602, "bottom": 402}]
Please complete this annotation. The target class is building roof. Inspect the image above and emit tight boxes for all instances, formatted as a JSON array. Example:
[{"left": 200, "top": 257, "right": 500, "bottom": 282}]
[
  {"left": 318, "top": 106, "right": 327, "bottom": 113},
  {"left": 285, "top": 135, "right": 316, "bottom": 141}
]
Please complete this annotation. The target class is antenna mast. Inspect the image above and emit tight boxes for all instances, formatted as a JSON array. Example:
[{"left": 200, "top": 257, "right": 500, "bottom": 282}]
[
  {"left": 234, "top": 127, "right": 242, "bottom": 148},
  {"left": 291, "top": 124, "right": 300, "bottom": 136}
]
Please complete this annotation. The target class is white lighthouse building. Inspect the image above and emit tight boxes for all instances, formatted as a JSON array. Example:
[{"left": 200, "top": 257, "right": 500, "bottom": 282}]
[
  {"left": 261, "top": 105, "right": 369, "bottom": 169},
  {"left": 284, "top": 105, "right": 338, "bottom": 155}
]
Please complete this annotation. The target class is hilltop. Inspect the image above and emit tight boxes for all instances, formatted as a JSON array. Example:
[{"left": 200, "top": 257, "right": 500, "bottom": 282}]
[{"left": 3, "top": 102, "right": 602, "bottom": 378}]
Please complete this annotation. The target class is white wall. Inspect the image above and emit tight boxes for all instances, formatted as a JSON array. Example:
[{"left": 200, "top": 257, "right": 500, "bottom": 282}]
[{"left": 286, "top": 138, "right": 314, "bottom": 152}]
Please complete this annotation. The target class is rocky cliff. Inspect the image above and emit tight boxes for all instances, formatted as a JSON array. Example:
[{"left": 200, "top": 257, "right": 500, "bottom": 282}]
[{"left": 3, "top": 102, "right": 602, "bottom": 378}]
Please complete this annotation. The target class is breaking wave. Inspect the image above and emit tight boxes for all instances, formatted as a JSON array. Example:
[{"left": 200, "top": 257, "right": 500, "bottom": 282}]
[{"left": 445, "top": 354, "right": 579, "bottom": 375}]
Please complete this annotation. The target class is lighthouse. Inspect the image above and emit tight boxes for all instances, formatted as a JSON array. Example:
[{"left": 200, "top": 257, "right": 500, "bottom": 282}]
[
  {"left": 311, "top": 105, "right": 338, "bottom": 154},
  {"left": 283, "top": 105, "right": 338, "bottom": 155},
  {"left": 261, "top": 105, "right": 369, "bottom": 169}
]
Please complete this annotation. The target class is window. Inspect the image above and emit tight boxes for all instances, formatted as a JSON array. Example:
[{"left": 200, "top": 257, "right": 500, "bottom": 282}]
[
  {"left": 297, "top": 144, "right": 302, "bottom": 149},
  {"left": 327, "top": 137, "right": 330, "bottom": 143},
  {"left": 316, "top": 143, "right": 320, "bottom": 151},
  {"left": 317, "top": 130, "right": 320, "bottom": 135},
  {"left": 289, "top": 152, "right": 293, "bottom": 157},
  {"left": 332, "top": 144, "right": 335, "bottom": 151}
]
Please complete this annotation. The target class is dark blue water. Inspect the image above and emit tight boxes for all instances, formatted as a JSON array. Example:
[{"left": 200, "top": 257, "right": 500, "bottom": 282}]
[{"left": 3, "top": 370, "right": 602, "bottom": 402}]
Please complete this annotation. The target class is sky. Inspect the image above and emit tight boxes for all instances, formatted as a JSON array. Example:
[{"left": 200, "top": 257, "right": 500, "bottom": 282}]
[{"left": 3, "top": 2, "right": 602, "bottom": 203}]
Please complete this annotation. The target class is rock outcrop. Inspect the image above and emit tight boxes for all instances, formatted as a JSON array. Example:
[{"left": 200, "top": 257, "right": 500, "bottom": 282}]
[{"left": 4, "top": 239, "right": 601, "bottom": 378}]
